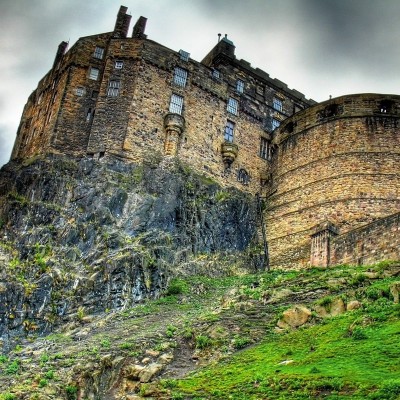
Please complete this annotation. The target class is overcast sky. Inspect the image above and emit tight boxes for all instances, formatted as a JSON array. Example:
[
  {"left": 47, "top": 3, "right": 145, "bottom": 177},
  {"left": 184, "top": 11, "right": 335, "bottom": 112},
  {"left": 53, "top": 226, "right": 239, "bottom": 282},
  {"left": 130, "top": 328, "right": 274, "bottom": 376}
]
[{"left": 1, "top": 0, "right": 400, "bottom": 167}]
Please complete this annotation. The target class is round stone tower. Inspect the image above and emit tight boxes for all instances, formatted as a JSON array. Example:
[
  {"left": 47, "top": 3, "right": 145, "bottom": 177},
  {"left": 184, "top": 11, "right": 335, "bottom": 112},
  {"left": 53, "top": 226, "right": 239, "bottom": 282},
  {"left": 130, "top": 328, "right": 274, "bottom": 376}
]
[{"left": 266, "top": 93, "right": 400, "bottom": 268}]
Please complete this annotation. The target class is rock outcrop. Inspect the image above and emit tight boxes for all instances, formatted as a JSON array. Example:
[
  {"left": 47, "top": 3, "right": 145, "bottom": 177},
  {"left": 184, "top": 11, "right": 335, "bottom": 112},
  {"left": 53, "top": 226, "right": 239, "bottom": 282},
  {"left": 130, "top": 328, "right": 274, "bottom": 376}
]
[{"left": 0, "top": 154, "right": 261, "bottom": 351}]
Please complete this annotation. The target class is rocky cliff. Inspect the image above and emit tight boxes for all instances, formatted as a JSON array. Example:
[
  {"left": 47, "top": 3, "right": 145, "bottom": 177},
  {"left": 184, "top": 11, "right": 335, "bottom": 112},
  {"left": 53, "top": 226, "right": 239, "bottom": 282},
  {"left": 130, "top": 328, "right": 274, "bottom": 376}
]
[{"left": 0, "top": 154, "right": 261, "bottom": 352}]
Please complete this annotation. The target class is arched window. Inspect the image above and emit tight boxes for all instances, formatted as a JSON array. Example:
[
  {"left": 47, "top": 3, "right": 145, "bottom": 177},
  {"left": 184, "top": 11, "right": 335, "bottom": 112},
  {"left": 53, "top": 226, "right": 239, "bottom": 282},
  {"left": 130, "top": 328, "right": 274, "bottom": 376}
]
[{"left": 237, "top": 169, "right": 250, "bottom": 185}]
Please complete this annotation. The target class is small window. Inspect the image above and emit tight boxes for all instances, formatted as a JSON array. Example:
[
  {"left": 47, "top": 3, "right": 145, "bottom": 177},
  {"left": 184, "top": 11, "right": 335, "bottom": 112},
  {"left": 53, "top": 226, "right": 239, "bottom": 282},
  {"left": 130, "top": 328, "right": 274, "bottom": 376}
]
[
  {"left": 238, "top": 169, "right": 250, "bottom": 185},
  {"left": 179, "top": 49, "right": 190, "bottom": 61},
  {"left": 91, "top": 90, "right": 99, "bottom": 99},
  {"left": 76, "top": 87, "right": 85, "bottom": 96},
  {"left": 86, "top": 108, "right": 93, "bottom": 122},
  {"left": 273, "top": 97, "right": 283, "bottom": 112},
  {"left": 260, "top": 137, "right": 270, "bottom": 160},
  {"left": 272, "top": 118, "right": 280, "bottom": 130},
  {"left": 115, "top": 60, "right": 124, "bottom": 69},
  {"left": 93, "top": 46, "right": 104, "bottom": 59},
  {"left": 89, "top": 67, "right": 99, "bottom": 80},
  {"left": 224, "top": 120, "right": 235, "bottom": 142},
  {"left": 173, "top": 67, "right": 188, "bottom": 87},
  {"left": 227, "top": 97, "right": 239, "bottom": 115},
  {"left": 169, "top": 94, "right": 184, "bottom": 115},
  {"left": 107, "top": 80, "right": 120, "bottom": 97},
  {"left": 256, "top": 85, "right": 264, "bottom": 95},
  {"left": 212, "top": 68, "right": 220, "bottom": 79},
  {"left": 236, "top": 79, "right": 244, "bottom": 93}
]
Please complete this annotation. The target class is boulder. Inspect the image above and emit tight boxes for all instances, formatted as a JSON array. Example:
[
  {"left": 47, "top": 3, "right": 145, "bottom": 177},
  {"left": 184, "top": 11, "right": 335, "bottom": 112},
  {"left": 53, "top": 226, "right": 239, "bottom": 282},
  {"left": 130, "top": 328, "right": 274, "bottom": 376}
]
[
  {"left": 347, "top": 300, "right": 362, "bottom": 311},
  {"left": 390, "top": 282, "right": 400, "bottom": 303},
  {"left": 277, "top": 305, "right": 311, "bottom": 328}
]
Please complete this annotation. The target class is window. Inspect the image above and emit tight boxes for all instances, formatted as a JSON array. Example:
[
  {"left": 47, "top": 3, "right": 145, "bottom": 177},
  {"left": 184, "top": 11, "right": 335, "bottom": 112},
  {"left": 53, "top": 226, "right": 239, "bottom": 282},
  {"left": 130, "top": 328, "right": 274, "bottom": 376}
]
[
  {"left": 89, "top": 67, "right": 99, "bottom": 80},
  {"left": 86, "top": 108, "right": 92, "bottom": 122},
  {"left": 272, "top": 118, "right": 280, "bottom": 130},
  {"left": 212, "top": 68, "right": 220, "bottom": 79},
  {"left": 237, "top": 169, "right": 250, "bottom": 185},
  {"left": 256, "top": 85, "right": 264, "bottom": 95},
  {"left": 227, "top": 97, "right": 239, "bottom": 115},
  {"left": 179, "top": 49, "right": 190, "bottom": 61},
  {"left": 76, "top": 87, "right": 85, "bottom": 96},
  {"left": 260, "top": 137, "right": 270, "bottom": 160},
  {"left": 236, "top": 79, "right": 244, "bottom": 93},
  {"left": 224, "top": 120, "right": 235, "bottom": 142},
  {"left": 93, "top": 46, "right": 104, "bottom": 59},
  {"left": 86, "top": 108, "right": 94, "bottom": 122},
  {"left": 173, "top": 67, "right": 188, "bottom": 87},
  {"left": 115, "top": 60, "right": 124, "bottom": 69},
  {"left": 107, "top": 80, "right": 120, "bottom": 96},
  {"left": 273, "top": 97, "right": 283, "bottom": 112},
  {"left": 91, "top": 90, "right": 99, "bottom": 100},
  {"left": 169, "top": 94, "right": 184, "bottom": 114}
]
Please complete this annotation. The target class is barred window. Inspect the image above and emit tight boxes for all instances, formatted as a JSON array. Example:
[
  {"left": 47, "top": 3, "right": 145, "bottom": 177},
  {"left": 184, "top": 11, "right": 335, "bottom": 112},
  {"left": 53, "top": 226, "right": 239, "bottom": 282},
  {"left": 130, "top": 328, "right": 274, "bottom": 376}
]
[
  {"left": 115, "top": 60, "right": 124, "bottom": 69},
  {"left": 227, "top": 97, "right": 238, "bottom": 115},
  {"left": 224, "top": 120, "right": 235, "bottom": 143},
  {"left": 107, "top": 80, "right": 120, "bottom": 97},
  {"left": 272, "top": 118, "right": 280, "bottom": 130},
  {"left": 236, "top": 79, "right": 244, "bottom": 93},
  {"left": 260, "top": 137, "right": 270, "bottom": 160},
  {"left": 93, "top": 46, "right": 104, "bottom": 59},
  {"left": 89, "top": 67, "right": 99, "bottom": 80},
  {"left": 273, "top": 97, "right": 283, "bottom": 112},
  {"left": 169, "top": 94, "right": 184, "bottom": 115},
  {"left": 173, "top": 67, "right": 188, "bottom": 87}
]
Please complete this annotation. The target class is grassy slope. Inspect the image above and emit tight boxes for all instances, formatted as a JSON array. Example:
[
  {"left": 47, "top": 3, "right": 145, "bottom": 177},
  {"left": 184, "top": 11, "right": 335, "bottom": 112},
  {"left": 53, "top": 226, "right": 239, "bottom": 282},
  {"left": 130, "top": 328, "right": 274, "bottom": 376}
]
[{"left": 0, "top": 262, "right": 399, "bottom": 399}]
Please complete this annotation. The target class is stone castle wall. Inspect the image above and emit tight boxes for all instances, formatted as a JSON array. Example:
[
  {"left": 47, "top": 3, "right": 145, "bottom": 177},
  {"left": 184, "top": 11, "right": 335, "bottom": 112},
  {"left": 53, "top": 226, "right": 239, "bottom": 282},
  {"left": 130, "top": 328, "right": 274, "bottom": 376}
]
[
  {"left": 11, "top": 7, "right": 312, "bottom": 195},
  {"left": 267, "top": 94, "right": 400, "bottom": 268},
  {"left": 330, "top": 212, "right": 400, "bottom": 266}
]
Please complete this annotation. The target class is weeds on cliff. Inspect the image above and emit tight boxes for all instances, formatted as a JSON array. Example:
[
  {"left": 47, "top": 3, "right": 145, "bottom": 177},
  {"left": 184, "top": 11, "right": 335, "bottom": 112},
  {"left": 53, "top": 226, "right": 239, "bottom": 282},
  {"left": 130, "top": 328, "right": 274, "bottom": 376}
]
[
  {"left": 7, "top": 191, "right": 28, "bottom": 205},
  {"left": 166, "top": 325, "right": 177, "bottom": 338},
  {"left": 0, "top": 394, "right": 16, "bottom": 400},
  {"left": 65, "top": 385, "right": 78, "bottom": 400},
  {"left": 5, "top": 360, "right": 20, "bottom": 375},
  {"left": 195, "top": 335, "right": 211, "bottom": 349}
]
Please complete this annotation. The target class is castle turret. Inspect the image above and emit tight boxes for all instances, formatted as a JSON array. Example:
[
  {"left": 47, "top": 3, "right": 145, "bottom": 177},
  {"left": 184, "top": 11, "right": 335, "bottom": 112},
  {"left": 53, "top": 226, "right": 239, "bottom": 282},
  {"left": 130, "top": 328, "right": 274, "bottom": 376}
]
[{"left": 202, "top": 34, "right": 236, "bottom": 67}]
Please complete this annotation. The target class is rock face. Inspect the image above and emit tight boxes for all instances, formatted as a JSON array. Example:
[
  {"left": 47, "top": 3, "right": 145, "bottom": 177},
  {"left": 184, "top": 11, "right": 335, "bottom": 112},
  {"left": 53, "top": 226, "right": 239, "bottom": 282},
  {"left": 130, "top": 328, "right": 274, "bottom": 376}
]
[{"left": 0, "top": 154, "right": 260, "bottom": 351}]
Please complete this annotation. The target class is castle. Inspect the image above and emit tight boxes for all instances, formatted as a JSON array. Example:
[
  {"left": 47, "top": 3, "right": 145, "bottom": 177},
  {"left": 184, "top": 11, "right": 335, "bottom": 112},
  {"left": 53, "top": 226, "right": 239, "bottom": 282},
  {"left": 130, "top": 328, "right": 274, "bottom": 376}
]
[{"left": 10, "top": 6, "right": 400, "bottom": 268}]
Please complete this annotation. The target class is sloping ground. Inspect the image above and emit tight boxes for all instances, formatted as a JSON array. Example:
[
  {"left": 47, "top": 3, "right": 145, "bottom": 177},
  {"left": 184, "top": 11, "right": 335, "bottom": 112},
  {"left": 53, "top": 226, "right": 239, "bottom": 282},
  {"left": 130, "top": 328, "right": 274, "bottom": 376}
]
[{"left": 0, "top": 261, "right": 399, "bottom": 399}]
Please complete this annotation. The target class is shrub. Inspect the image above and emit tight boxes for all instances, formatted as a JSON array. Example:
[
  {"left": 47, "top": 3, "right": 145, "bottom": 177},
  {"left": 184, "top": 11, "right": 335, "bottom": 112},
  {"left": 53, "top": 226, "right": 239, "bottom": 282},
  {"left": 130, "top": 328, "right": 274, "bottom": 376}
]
[
  {"left": 5, "top": 360, "right": 19, "bottom": 374},
  {"left": 196, "top": 335, "right": 211, "bottom": 349},
  {"left": 65, "top": 385, "right": 78, "bottom": 400},
  {"left": 232, "top": 336, "right": 251, "bottom": 349},
  {"left": 352, "top": 328, "right": 368, "bottom": 340},
  {"left": 39, "top": 378, "right": 48, "bottom": 387},
  {"left": 166, "top": 278, "right": 188, "bottom": 296},
  {"left": 45, "top": 370, "right": 55, "bottom": 379}
]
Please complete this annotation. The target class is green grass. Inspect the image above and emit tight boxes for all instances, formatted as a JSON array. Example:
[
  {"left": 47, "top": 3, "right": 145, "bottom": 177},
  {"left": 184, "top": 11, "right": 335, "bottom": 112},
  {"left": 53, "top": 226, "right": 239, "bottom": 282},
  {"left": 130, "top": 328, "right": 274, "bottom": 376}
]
[{"left": 174, "top": 297, "right": 400, "bottom": 399}]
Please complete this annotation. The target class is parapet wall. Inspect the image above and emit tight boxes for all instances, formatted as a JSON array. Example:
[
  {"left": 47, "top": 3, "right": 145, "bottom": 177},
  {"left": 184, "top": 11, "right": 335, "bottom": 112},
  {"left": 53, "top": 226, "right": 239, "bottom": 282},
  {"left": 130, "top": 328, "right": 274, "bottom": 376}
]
[
  {"left": 267, "top": 93, "right": 400, "bottom": 268},
  {"left": 330, "top": 212, "right": 400, "bottom": 266}
]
